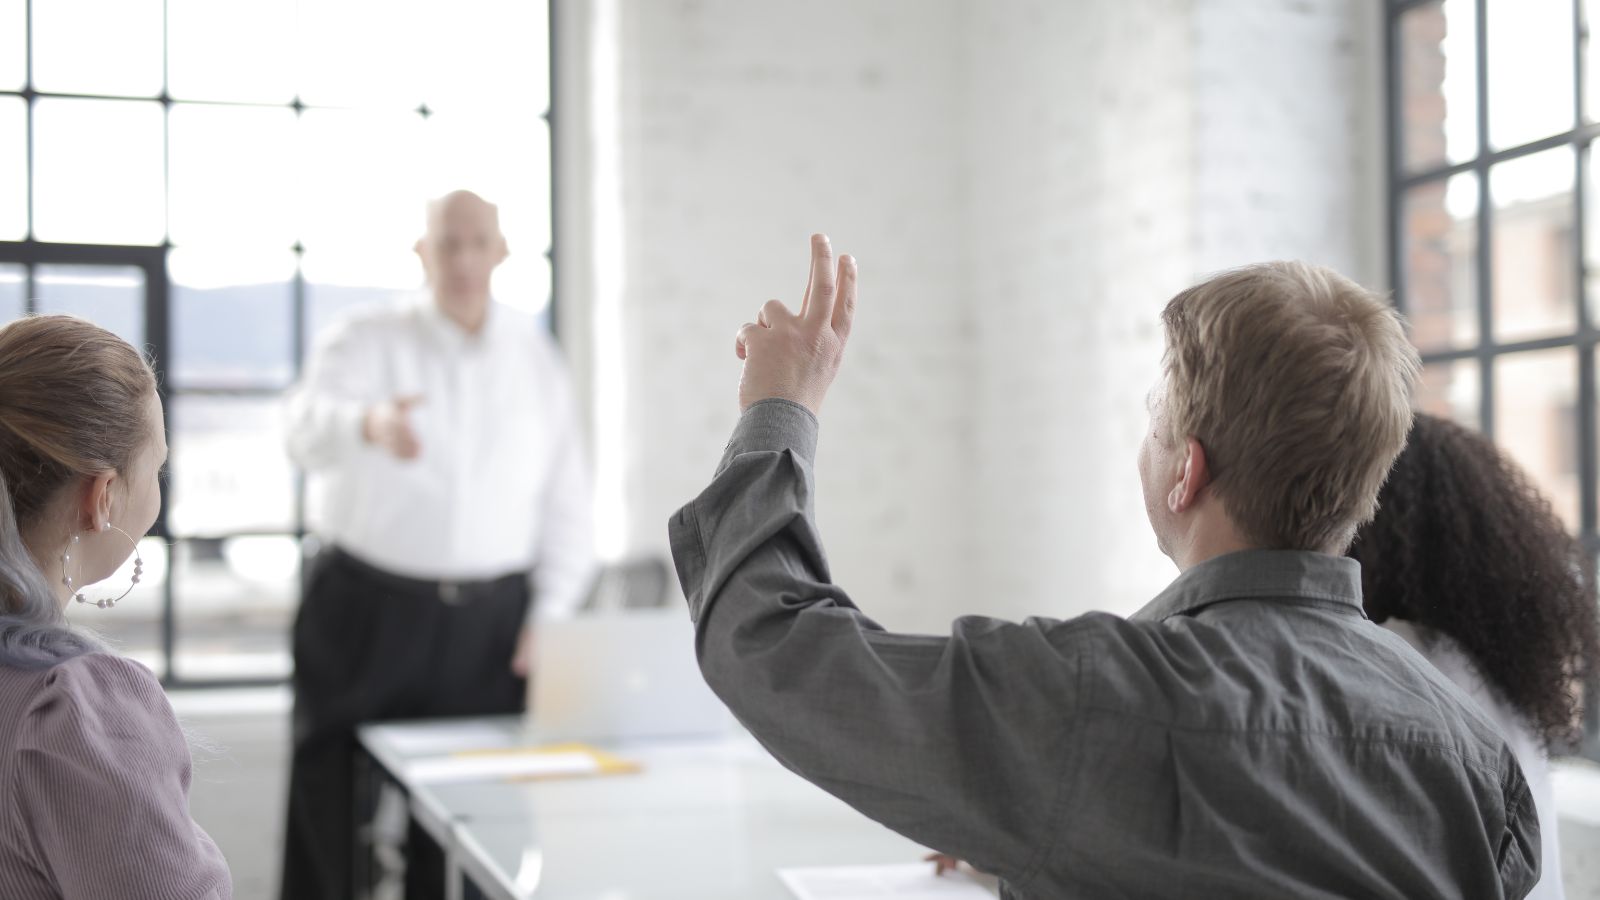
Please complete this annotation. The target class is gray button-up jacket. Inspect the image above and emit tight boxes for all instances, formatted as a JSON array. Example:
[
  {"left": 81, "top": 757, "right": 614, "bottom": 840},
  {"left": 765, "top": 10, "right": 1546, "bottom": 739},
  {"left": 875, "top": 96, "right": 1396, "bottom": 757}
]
[{"left": 669, "top": 399, "right": 1540, "bottom": 899}]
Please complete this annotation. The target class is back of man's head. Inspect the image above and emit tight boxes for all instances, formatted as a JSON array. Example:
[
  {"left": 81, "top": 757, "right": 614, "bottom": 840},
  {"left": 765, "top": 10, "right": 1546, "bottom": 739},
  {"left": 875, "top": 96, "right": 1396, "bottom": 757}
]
[{"left": 1161, "top": 262, "right": 1420, "bottom": 554}]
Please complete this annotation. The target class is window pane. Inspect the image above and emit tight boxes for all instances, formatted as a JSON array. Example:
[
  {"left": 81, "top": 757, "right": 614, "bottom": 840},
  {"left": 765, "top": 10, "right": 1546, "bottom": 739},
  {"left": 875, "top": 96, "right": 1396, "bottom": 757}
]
[
  {"left": 495, "top": 255, "right": 553, "bottom": 319},
  {"left": 64, "top": 537, "right": 167, "bottom": 675},
  {"left": 33, "top": 98, "right": 165, "bottom": 245},
  {"left": 1490, "top": 149, "right": 1577, "bottom": 343},
  {"left": 34, "top": 263, "right": 144, "bottom": 347},
  {"left": 170, "top": 249, "right": 295, "bottom": 389},
  {"left": 1417, "top": 358, "right": 1481, "bottom": 430},
  {"left": 421, "top": 112, "right": 551, "bottom": 246},
  {"left": 1403, "top": 173, "right": 1479, "bottom": 350},
  {"left": 420, "top": 0, "right": 550, "bottom": 111},
  {"left": 0, "top": 96, "right": 24, "bottom": 241},
  {"left": 168, "top": 394, "right": 296, "bottom": 537},
  {"left": 1400, "top": 1, "right": 1478, "bottom": 172},
  {"left": 0, "top": 0, "right": 22, "bottom": 91},
  {"left": 301, "top": 254, "right": 414, "bottom": 353},
  {"left": 0, "top": 263, "right": 23, "bottom": 321},
  {"left": 420, "top": 111, "right": 552, "bottom": 314},
  {"left": 297, "top": 0, "right": 423, "bottom": 107},
  {"left": 1487, "top": 0, "right": 1575, "bottom": 150},
  {"left": 496, "top": 216, "right": 553, "bottom": 314},
  {"left": 1494, "top": 348, "right": 1580, "bottom": 532},
  {"left": 173, "top": 536, "right": 296, "bottom": 681},
  {"left": 167, "top": 0, "right": 294, "bottom": 103},
  {"left": 169, "top": 105, "right": 296, "bottom": 247},
  {"left": 297, "top": 109, "right": 428, "bottom": 257},
  {"left": 31, "top": 0, "right": 162, "bottom": 97},
  {"left": 1583, "top": 143, "right": 1600, "bottom": 327}
]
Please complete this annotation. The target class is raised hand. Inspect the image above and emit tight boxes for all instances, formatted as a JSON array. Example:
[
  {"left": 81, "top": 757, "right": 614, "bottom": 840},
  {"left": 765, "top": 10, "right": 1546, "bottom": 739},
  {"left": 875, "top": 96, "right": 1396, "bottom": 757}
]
[{"left": 734, "top": 233, "right": 858, "bottom": 414}]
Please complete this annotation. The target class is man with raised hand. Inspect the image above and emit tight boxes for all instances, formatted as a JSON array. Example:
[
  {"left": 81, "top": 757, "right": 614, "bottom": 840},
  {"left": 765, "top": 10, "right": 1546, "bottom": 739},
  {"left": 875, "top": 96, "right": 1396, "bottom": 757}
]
[{"left": 669, "top": 235, "right": 1539, "bottom": 898}]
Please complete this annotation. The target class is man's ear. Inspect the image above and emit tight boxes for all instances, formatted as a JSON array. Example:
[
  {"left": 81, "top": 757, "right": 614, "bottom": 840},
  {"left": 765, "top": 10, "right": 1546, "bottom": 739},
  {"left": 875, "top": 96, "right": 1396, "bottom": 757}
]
[
  {"left": 1167, "top": 437, "right": 1211, "bottom": 514},
  {"left": 494, "top": 236, "right": 509, "bottom": 265}
]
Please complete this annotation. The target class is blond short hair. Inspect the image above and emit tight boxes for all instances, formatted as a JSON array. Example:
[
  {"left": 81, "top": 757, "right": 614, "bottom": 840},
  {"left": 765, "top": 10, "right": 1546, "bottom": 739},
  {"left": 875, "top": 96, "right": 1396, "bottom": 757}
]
[{"left": 1161, "top": 262, "right": 1420, "bottom": 553}]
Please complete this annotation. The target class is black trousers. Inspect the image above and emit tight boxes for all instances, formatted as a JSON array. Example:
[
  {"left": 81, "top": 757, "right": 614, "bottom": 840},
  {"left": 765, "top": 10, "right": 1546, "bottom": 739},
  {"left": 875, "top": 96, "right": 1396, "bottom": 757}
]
[{"left": 279, "top": 548, "right": 530, "bottom": 900}]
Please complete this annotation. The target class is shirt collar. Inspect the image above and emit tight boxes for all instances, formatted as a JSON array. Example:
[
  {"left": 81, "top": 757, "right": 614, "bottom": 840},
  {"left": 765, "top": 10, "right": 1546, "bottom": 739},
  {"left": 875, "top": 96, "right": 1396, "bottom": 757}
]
[
  {"left": 1129, "top": 549, "right": 1366, "bottom": 623},
  {"left": 414, "top": 293, "right": 498, "bottom": 351}
]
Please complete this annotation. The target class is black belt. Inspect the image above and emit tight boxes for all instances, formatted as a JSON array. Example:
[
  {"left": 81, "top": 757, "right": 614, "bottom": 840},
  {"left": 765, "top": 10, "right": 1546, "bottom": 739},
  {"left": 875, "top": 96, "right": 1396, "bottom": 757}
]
[{"left": 324, "top": 546, "right": 528, "bottom": 605}]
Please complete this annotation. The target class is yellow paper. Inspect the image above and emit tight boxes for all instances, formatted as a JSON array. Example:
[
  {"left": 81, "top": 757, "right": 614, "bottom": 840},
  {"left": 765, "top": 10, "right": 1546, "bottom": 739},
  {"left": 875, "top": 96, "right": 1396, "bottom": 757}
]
[{"left": 452, "top": 742, "right": 642, "bottom": 780}]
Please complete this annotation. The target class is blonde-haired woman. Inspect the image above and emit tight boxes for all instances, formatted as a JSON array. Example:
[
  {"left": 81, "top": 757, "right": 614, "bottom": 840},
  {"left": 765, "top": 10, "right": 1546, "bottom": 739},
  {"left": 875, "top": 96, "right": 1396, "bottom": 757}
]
[{"left": 0, "top": 315, "right": 230, "bottom": 898}]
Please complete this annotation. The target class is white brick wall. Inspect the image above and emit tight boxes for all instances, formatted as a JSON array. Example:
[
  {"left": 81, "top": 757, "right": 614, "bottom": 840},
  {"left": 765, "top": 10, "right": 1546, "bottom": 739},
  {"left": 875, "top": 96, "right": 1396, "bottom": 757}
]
[
  {"left": 966, "top": 0, "right": 1388, "bottom": 620},
  {"left": 967, "top": 0, "right": 1194, "bottom": 621},
  {"left": 567, "top": 0, "right": 1387, "bottom": 630},
  {"left": 1192, "top": 0, "right": 1387, "bottom": 280},
  {"left": 603, "top": 0, "right": 979, "bottom": 632}
]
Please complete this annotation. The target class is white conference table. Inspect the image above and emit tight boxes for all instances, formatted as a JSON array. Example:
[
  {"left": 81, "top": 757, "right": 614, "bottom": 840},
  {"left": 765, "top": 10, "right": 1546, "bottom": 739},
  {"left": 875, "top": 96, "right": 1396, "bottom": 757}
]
[{"left": 357, "top": 716, "right": 993, "bottom": 899}]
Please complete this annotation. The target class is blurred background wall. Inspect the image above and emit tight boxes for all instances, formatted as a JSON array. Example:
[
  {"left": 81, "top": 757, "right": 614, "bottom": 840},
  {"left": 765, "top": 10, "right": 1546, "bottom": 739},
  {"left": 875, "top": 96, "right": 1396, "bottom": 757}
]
[{"left": 561, "top": 0, "right": 1384, "bottom": 632}]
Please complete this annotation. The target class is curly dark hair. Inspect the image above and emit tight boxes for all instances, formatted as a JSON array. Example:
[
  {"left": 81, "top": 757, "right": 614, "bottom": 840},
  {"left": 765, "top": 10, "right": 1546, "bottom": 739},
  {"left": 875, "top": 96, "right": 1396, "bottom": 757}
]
[{"left": 1348, "top": 413, "right": 1600, "bottom": 750}]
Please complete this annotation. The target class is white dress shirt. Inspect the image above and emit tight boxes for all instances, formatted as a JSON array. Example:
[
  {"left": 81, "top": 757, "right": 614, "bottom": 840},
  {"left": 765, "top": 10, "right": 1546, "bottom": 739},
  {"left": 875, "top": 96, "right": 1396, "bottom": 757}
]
[
  {"left": 286, "top": 296, "right": 594, "bottom": 622},
  {"left": 1384, "top": 619, "right": 1565, "bottom": 900}
]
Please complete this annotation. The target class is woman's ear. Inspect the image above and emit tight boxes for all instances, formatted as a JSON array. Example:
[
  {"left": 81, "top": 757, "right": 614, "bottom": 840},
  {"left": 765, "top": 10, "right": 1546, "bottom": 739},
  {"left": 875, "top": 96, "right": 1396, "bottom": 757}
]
[{"left": 79, "top": 471, "right": 117, "bottom": 533}]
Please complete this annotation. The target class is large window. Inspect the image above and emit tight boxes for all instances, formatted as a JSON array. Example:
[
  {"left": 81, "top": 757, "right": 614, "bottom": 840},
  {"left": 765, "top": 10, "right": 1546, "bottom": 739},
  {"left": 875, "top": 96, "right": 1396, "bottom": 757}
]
[
  {"left": 1387, "top": 0, "right": 1598, "bottom": 755},
  {"left": 1, "top": 0, "right": 555, "bottom": 686}
]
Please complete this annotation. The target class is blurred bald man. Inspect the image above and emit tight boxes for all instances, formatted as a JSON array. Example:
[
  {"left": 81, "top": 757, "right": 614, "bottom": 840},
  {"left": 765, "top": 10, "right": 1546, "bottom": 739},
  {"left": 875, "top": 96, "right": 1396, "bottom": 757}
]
[{"left": 281, "top": 190, "right": 594, "bottom": 900}]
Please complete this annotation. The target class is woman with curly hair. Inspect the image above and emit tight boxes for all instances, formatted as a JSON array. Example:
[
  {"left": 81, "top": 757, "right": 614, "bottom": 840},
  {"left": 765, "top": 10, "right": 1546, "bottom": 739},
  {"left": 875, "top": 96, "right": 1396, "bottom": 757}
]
[{"left": 1349, "top": 412, "right": 1600, "bottom": 900}]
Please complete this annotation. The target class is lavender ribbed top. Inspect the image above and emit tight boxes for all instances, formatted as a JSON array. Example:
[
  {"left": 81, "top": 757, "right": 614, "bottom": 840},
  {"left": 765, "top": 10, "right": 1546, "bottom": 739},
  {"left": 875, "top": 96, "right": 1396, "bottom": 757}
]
[{"left": 0, "top": 651, "right": 231, "bottom": 899}]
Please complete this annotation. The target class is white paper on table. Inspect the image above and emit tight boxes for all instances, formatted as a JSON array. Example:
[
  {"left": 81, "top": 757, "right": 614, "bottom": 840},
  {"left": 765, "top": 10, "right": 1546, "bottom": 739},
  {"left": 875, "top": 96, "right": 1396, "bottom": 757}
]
[
  {"left": 1553, "top": 760, "right": 1600, "bottom": 827},
  {"left": 382, "top": 722, "right": 518, "bottom": 756},
  {"left": 403, "top": 750, "right": 600, "bottom": 784},
  {"left": 778, "top": 864, "right": 994, "bottom": 900}
]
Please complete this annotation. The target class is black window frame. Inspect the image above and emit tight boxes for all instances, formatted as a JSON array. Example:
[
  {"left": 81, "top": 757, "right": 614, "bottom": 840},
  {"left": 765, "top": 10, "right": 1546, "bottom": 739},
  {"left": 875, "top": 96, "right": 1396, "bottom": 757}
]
[
  {"left": 1385, "top": 0, "right": 1600, "bottom": 759},
  {"left": 1, "top": 0, "right": 560, "bottom": 690}
]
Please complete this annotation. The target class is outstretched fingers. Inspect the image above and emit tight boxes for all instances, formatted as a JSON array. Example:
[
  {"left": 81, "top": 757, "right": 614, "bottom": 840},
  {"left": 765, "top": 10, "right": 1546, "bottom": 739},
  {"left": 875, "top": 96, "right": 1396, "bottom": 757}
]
[
  {"left": 832, "top": 254, "right": 857, "bottom": 342},
  {"left": 801, "top": 233, "right": 836, "bottom": 327}
]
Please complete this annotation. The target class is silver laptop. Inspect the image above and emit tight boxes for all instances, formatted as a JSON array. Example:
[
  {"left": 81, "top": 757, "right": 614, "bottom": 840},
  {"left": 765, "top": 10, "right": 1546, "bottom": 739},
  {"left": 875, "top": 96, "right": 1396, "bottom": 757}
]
[{"left": 524, "top": 609, "right": 732, "bottom": 742}]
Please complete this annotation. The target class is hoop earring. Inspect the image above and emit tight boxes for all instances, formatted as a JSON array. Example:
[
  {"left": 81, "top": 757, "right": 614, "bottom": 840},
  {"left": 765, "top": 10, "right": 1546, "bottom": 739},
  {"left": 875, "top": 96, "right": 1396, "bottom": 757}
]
[{"left": 62, "top": 523, "right": 144, "bottom": 609}]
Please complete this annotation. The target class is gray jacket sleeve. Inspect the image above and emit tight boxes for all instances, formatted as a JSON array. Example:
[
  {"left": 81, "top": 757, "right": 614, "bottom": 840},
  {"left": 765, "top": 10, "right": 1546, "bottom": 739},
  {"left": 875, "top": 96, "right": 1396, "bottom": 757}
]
[{"left": 668, "top": 399, "right": 1085, "bottom": 885}]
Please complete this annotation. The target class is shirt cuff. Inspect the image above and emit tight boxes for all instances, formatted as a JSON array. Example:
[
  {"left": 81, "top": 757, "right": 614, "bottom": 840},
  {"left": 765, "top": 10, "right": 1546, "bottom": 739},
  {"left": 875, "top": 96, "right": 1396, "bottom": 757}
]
[
  {"left": 720, "top": 398, "right": 820, "bottom": 469},
  {"left": 672, "top": 399, "right": 820, "bottom": 622}
]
